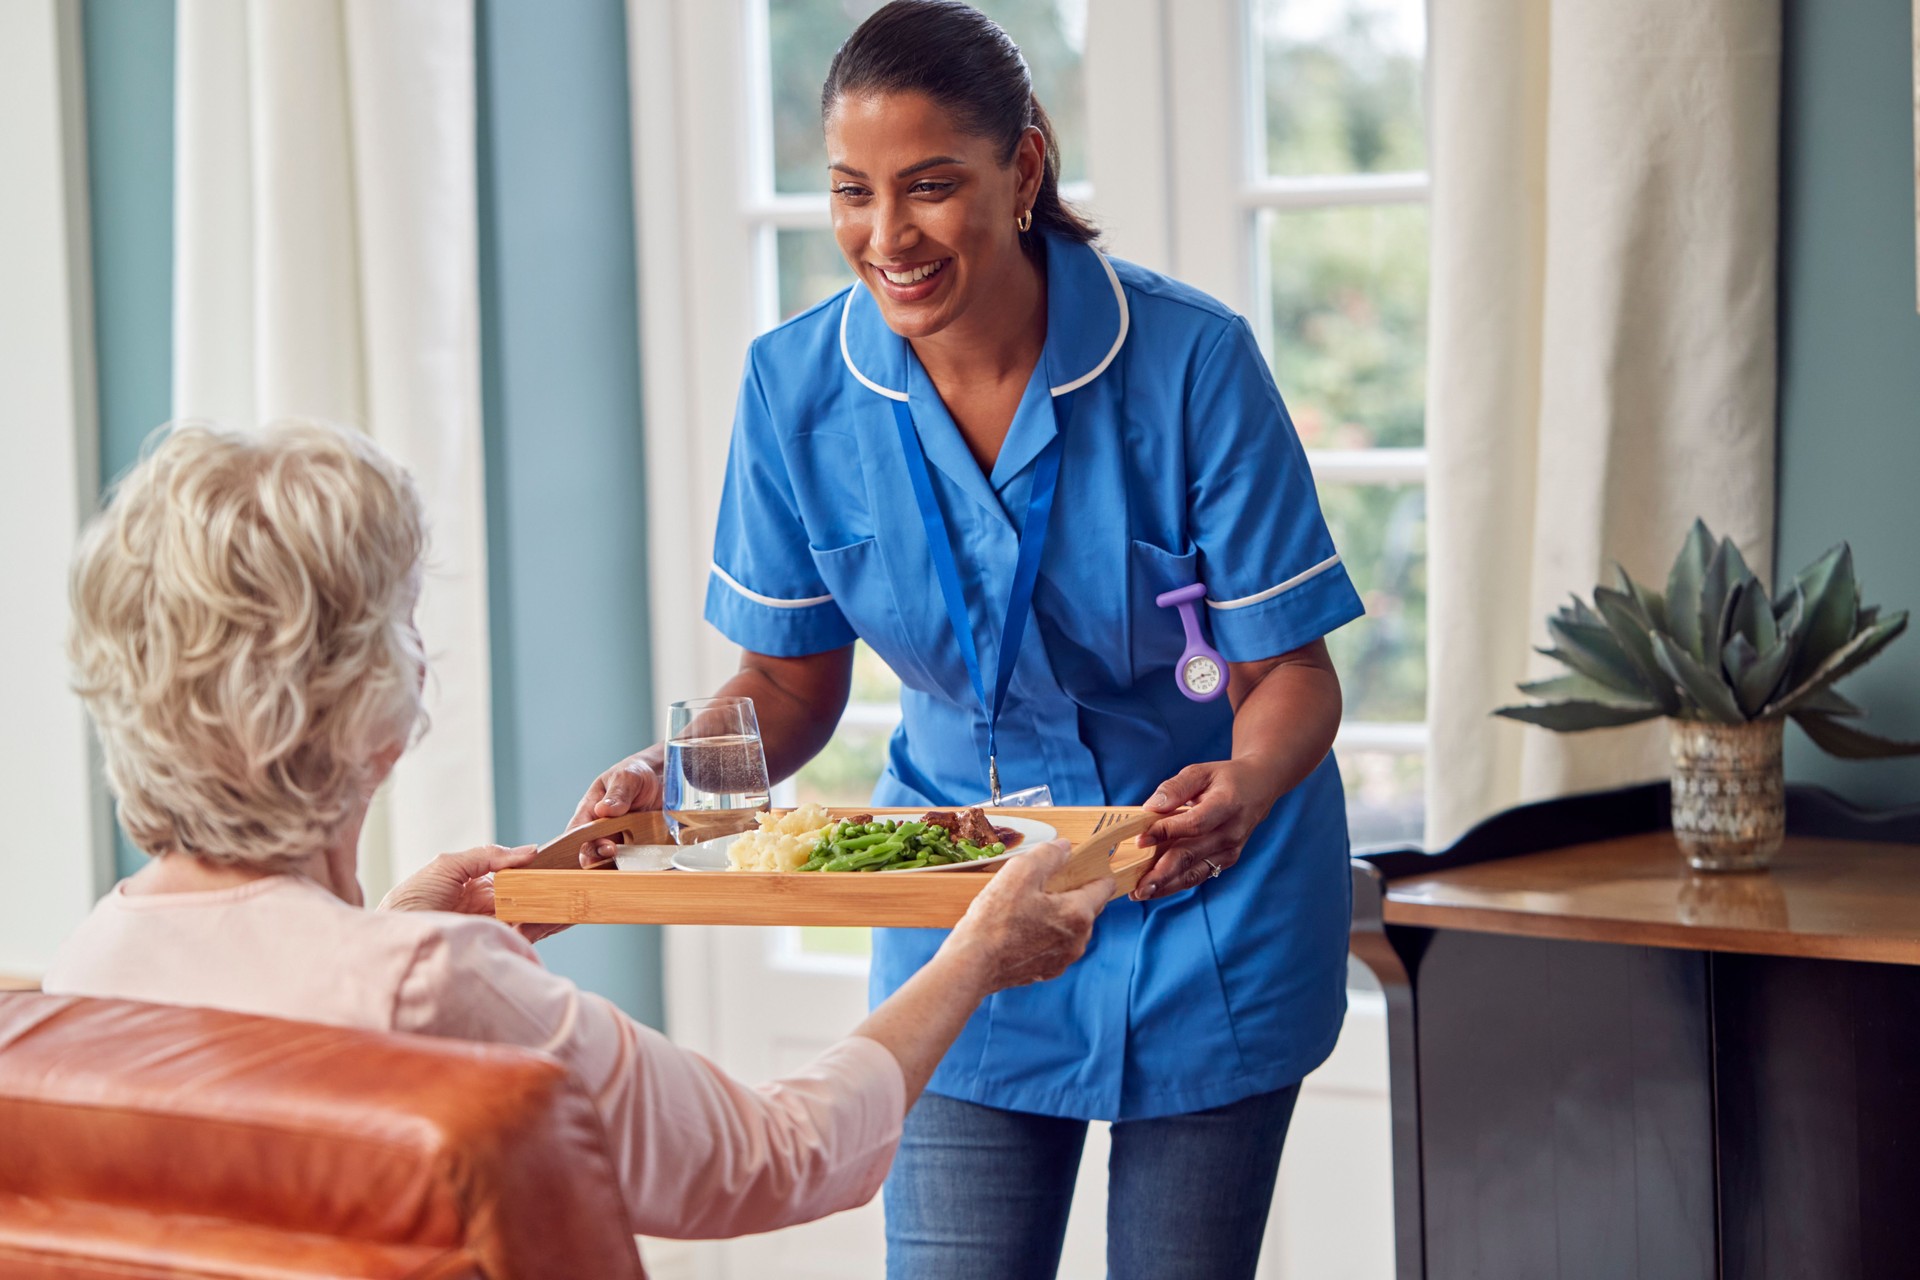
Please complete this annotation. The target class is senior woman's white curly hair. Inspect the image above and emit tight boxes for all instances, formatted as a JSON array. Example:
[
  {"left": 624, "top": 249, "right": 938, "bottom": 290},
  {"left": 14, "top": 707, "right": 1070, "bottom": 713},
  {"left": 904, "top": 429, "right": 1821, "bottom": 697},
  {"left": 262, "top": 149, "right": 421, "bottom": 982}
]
[{"left": 69, "top": 421, "right": 429, "bottom": 868}]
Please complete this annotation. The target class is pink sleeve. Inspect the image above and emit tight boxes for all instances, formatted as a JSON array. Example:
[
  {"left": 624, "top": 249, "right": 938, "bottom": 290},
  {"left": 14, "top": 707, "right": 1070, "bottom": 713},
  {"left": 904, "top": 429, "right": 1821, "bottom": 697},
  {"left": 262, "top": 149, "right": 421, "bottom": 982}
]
[{"left": 393, "top": 918, "right": 906, "bottom": 1238}]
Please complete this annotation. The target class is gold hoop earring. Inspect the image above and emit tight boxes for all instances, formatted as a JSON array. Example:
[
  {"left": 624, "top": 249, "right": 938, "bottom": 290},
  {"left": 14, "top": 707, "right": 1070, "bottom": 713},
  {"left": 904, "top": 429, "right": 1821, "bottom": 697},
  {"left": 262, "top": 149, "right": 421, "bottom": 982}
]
[{"left": 1017, "top": 209, "right": 1033, "bottom": 233}]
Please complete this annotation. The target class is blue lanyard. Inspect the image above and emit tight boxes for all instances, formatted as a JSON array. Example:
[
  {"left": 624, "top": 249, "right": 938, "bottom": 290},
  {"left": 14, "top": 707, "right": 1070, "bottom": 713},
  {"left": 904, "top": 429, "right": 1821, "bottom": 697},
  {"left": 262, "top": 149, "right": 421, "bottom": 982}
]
[{"left": 890, "top": 390, "right": 1075, "bottom": 802}]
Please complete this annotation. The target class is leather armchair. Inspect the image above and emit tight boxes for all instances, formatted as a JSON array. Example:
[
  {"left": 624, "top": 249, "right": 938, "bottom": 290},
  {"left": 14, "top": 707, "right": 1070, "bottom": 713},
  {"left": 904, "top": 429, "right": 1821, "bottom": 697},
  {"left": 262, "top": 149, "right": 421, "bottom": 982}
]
[{"left": 0, "top": 991, "right": 646, "bottom": 1278}]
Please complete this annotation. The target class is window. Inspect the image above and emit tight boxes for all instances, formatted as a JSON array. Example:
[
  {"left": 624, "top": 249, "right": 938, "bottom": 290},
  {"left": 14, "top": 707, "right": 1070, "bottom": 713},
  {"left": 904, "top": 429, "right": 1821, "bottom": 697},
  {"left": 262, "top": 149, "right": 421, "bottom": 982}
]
[{"left": 1250, "top": 0, "right": 1428, "bottom": 847}]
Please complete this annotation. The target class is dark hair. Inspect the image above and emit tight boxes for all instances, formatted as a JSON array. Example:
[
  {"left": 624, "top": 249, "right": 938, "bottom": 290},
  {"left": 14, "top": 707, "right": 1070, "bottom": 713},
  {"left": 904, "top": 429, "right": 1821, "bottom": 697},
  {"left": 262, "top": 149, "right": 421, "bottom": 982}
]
[{"left": 821, "top": 0, "right": 1099, "bottom": 249}]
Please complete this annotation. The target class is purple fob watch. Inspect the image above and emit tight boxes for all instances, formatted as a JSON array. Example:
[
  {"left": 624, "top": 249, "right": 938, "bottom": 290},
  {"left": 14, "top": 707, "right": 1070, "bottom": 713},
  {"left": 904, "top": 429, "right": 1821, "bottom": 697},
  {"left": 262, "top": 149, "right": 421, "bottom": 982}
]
[{"left": 1154, "top": 583, "right": 1229, "bottom": 702}]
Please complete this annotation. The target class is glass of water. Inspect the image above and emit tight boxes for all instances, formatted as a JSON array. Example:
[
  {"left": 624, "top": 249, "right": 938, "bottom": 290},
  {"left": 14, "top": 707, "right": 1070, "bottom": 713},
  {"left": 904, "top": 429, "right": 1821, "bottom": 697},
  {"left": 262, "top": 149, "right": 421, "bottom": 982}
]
[{"left": 662, "top": 696, "right": 771, "bottom": 846}]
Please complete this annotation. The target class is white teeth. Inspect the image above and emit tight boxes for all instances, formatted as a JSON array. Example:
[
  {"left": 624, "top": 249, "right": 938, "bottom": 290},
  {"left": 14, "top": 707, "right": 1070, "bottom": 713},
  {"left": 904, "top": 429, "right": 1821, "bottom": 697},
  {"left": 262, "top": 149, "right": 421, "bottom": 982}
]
[{"left": 880, "top": 260, "right": 944, "bottom": 285}]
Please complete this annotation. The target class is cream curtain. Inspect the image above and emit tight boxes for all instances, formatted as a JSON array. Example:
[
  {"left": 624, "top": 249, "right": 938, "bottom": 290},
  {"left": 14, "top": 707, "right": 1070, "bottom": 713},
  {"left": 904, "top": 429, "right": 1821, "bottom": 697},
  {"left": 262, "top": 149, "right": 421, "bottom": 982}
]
[
  {"left": 172, "top": 0, "right": 493, "bottom": 893},
  {"left": 1425, "top": 1, "right": 1782, "bottom": 846}
]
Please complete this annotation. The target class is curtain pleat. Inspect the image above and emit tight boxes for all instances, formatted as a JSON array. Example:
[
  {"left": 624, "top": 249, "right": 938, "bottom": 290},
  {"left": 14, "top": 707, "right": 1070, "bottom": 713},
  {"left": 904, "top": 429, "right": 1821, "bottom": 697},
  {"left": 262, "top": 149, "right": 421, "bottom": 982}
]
[{"left": 172, "top": 0, "right": 493, "bottom": 892}]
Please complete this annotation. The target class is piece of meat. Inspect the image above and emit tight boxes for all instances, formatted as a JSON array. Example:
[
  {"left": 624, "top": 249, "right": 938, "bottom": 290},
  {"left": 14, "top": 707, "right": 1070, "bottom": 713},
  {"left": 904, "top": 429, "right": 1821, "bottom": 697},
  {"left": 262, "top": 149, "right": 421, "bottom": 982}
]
[
  {"left": 841, "top": 813, "right": 872, "bottom": 826},
  {"left": 955, "top": 807, "right": 999, "bottom": 846},
  {"left": 922, "top": 810, "right": 962, "bottom": 835}
]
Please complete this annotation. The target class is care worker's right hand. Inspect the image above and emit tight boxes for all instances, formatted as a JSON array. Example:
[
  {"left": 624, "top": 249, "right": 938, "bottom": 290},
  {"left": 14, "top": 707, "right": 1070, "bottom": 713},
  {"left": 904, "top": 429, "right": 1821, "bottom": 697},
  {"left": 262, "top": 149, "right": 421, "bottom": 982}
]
[
  {"left": 940, "top": 840, "right": 1111, "bottom": 993},
  {"left": 568, "top": 751, "right": 664, "bottom": 865}
]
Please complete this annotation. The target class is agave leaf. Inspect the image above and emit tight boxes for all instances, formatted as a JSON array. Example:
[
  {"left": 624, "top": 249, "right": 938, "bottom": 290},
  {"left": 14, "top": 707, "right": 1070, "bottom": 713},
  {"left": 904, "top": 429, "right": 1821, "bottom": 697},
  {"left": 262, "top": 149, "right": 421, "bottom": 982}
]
[
  {"left": 1543, "top": 616, "right": 1655, "bottom": 697},
  {"left": 1566, "top": 595, "right": 1604, "bottom": 630},
  {"left": 1728, "top": 577, "right": 1779, "bottom": 653},
  {"left": 1518, "top": 672, "right": 1663, "bottom": 705},
  {"left": 1652, "top": 631, "right": 1748, "bottom": 723},
  {"left": 1795, "top": 687, "right": 1865, "bottom": 718},
  {"left": 1665, "top": 520, "right": 1715, "bottom": 661},
  {"left": 1494, "top": 700, "right": 1666, "bottom": 731},
  {"left": 1722, "top": 634, "right": 1762, "bottom": 716},
  {"left": 1764, "top": 611, "right": 1909, "bottom": 716},
  {"left": 1618, "top": 565, "right": 1668, "bottom": 634},
  {"left": 1735, "top": 635, "right": 1795, "bottom": 719},
  {"left": 1718, "top": 536, "right": 1753, "bottom": 587},
  {"left": 1792, "top": 711, "right": 1920, "bottom": 759},
  {"left": 1697, "top": 540, "right": 1752, "bottom": 673},
  {"left": 1788, "top": 544, "right": 1858, "bottom": 683},
  {"left": 1591, "top": 588, "right": 1682, "bottom": 714}
]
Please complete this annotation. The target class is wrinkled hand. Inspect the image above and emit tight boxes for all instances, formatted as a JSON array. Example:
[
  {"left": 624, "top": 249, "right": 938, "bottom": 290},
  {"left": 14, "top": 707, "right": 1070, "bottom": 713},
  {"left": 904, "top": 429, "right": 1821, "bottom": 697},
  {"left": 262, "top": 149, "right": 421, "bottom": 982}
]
[
  {"left": 1131, "top": 759, "right": 1280, "bottom": 901},
  {"left": 942, "top": 840, "right": 1112, "bottom": 993},
  {"left": 377, "top": 844, "right": 567, "bottom": 943},
  {"left": 567, "top": 752, "right": 663, "bottom": 866}
]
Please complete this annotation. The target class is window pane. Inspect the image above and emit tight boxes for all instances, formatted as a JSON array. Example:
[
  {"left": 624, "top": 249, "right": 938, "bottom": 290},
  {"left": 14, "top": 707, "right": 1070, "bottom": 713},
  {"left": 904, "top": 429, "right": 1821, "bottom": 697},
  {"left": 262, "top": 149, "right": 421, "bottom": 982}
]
[
  {"left": 1261, "top": 204, "right": 1427, "bottom": 450},
  {"left": 792, "top": 644, "right": 902, "bottom": 805},
  {"left": 1254, "top": 0, "right": 1426, "bottom": 177},
  {"left": 777, "top": 228, "right": 855, "bottom": 321},
  {"left": 767, "top": 0, "right": 1088, "bottom": 195},
  {"left": 797, "top": 926, "right": 872, "bottom": 959},
  {"left": 1338, "top": 747, "right": 1424, "bottom": 848},
  {"left": 1319, "top": 482, "right": 1425, "bottom": 722}
]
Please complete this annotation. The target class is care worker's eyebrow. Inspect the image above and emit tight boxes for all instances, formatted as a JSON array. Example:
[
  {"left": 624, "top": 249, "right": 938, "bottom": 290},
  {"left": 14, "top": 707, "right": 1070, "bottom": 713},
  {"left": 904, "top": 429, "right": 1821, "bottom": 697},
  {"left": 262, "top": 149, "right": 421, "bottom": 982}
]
[{"left": 827, "top": 155, "right": 968, "bottom": 180}]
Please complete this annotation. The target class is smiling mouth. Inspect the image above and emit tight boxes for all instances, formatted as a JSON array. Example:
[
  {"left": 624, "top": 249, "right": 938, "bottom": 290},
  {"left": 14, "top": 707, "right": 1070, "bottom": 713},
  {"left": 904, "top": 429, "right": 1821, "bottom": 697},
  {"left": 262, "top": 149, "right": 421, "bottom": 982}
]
[{"left": 874, "top": 259, "right": 949, "bottom": 286}]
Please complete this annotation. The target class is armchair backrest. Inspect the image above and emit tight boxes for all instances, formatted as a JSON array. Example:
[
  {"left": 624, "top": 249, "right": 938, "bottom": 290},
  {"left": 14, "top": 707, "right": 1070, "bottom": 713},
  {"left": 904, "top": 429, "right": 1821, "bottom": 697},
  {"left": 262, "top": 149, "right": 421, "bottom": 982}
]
[{"left": 0, "top": 991, "right": 645, "bottom": 1279}]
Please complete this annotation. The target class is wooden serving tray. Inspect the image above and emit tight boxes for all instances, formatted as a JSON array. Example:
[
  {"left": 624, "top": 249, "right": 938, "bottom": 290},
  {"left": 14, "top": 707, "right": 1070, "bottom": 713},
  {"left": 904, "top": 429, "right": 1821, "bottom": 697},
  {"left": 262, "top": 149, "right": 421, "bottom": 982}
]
[{"left": 492, "top": 807, "right": 1159, "bottom": 929}]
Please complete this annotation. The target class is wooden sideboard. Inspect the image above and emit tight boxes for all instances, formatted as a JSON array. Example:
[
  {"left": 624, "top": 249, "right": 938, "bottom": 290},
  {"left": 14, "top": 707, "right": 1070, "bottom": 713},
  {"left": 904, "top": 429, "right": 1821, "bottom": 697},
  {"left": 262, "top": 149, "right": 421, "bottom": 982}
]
[{"left": 1350, "top": 782, "right": 1920, "bottom": 1280}]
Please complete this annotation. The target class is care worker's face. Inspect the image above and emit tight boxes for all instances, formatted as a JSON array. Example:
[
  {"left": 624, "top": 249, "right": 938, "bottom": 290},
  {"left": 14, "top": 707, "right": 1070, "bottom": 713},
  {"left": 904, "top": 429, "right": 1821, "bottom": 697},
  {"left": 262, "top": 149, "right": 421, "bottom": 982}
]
[{"left": 825, "top": 91, "right": 1044, "bottom": 342}]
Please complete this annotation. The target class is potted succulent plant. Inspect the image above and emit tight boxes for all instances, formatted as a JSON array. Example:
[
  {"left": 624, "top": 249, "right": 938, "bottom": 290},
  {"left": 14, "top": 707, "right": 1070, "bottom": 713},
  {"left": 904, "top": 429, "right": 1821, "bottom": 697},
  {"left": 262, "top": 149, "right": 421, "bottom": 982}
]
[{"left": 1496, "top": 520, "right": 1919, "bottom": 871}]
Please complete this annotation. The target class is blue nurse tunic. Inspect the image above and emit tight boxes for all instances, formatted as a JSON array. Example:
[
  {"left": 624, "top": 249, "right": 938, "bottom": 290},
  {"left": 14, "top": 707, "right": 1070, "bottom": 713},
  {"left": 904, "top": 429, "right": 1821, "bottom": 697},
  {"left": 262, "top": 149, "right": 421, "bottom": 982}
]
[{"left": 703, "top": 231, "right": 1366, "bottom": 1122}]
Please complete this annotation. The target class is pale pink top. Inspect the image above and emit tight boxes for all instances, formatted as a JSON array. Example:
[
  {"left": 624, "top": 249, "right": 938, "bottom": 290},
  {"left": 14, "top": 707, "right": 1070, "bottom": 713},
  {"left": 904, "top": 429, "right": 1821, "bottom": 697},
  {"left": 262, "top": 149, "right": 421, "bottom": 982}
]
[{"left": 43, "top": 874, "right": 905, "bottom": 1239}]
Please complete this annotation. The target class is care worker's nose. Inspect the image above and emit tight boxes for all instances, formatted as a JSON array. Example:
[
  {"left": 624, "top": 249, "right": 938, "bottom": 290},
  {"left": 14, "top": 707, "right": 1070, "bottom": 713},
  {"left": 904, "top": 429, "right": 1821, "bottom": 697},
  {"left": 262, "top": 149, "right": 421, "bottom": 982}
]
[{"left": 868, "top": 196, "right": 920, "bottom": 260}]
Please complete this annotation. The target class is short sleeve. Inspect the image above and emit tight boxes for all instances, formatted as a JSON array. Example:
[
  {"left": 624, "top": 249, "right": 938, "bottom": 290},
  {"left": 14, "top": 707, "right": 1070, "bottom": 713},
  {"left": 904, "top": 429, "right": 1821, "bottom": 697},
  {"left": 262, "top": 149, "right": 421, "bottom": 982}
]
[
  {"left": 1185, "top": 317, "right": 1366, "bottom": 662},
  {"left": 704, "top": 350, "right": 859, "bottom": 656}
]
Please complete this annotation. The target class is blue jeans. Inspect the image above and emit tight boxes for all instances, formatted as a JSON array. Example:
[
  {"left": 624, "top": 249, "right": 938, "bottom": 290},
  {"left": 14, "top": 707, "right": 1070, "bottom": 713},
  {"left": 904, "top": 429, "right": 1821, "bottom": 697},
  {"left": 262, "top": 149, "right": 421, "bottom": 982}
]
[{"left": 883, "top": 1085, "right": 1302, "bottom": 1280}]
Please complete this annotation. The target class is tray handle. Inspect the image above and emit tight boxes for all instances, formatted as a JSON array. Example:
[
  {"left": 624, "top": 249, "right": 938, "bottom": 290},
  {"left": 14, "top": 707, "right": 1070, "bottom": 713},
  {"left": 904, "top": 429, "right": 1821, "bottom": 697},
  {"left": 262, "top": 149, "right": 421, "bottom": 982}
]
[
  {"left": 1048, "top": 809, "right": 1163, "bottom": 899},
  {"left": 530, "top": 812, "right": 659, "bottom": 870}
]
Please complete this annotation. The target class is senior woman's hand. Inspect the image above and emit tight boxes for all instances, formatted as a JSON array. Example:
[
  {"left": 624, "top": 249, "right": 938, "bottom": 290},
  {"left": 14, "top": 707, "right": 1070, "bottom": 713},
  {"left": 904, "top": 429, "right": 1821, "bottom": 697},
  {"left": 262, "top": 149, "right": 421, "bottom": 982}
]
[
  {"left": 940, "top": 839, "right": 1112, "bottom": 991},
  {"left": 851, "top": 839, "right": 1112, "bottom": 1104},
  {"left": 378, "top": 843, "right": 568, "bottom": 942}
]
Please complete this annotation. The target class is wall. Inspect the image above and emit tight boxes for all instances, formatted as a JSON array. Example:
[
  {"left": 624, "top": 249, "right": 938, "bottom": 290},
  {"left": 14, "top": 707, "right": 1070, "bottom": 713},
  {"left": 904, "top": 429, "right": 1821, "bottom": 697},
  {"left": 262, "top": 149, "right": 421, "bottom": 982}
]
[
  {"left": 476, "top": 0, "right": 663, "bottom": 1024},
  {"left": 82, "top": 0, "right": 173, "bottom": 880},
  {"left": 1775, "top": 0, "right": 1920, "bottom": 805}
]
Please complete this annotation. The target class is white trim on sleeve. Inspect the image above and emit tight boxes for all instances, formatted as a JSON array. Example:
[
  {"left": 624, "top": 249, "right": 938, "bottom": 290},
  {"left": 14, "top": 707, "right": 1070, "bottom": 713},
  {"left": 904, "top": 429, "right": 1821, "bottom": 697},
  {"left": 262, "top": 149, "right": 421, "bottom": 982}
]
[
  {"left": 1206, "top": 554, "right": 1343, "bottom": 611},
  {"left": 711, "top": 563, "right": 835, "bottom": 609}
]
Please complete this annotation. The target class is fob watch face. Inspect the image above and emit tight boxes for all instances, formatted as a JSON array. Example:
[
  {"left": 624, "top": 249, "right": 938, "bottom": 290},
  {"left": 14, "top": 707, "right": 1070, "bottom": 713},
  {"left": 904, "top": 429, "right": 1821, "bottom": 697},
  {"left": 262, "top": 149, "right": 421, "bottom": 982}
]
[{"left": 1182, "top": 654, "right": 1223, "bottom": 696}]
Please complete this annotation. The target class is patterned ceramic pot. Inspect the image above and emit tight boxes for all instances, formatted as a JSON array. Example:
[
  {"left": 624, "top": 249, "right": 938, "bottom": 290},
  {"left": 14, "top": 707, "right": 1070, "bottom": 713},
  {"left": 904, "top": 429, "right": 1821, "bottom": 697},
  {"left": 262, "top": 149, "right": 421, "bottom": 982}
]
[{"left": 1668, "top": 718, "right": 1785, "bottom": 872}]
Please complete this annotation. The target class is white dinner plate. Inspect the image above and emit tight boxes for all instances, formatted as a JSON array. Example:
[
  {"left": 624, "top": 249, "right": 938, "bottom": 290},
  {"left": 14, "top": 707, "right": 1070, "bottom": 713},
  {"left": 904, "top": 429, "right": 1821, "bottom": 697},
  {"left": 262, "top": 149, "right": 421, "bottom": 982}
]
[{"left": 668, "top": 813, "right": 1058, "bottom": 874}]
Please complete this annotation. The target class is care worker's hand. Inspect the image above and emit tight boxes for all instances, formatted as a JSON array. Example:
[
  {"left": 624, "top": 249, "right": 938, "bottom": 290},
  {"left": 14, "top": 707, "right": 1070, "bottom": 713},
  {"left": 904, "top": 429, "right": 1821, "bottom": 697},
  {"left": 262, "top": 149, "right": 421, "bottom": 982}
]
[
  {"left": 567, "top": 751, "right": 665, "bottom": 866},
  {"left": 1131, "top": 759, "right": 1281, "bottom": 901},
  {"left": 939, "top": 840, "right": 1112, "bottom": 992},
  {"left": 377, "top": 843, "right": 569, "bottom": 943}
]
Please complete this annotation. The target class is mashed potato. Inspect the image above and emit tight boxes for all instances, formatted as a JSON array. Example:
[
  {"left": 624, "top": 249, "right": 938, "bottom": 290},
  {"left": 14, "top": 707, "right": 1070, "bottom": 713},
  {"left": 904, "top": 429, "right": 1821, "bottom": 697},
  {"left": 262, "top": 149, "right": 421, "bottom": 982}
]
[{"left": 726, "top": 802, "right": 834, "bottom": 872}]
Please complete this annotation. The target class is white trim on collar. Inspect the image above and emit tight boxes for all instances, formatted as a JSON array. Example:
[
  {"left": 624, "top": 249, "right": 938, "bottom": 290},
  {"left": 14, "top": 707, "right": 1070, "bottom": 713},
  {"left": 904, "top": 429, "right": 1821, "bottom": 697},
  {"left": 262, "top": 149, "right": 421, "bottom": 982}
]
[{"left": 838, "top": 248, "right": 1131, "bottom": 400}]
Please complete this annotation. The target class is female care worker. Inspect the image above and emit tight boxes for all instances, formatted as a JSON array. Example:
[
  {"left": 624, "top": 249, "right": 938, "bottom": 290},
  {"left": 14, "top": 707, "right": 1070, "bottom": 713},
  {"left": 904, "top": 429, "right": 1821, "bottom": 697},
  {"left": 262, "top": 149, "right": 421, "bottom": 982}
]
[{"left": 572, "top": 3, "right": 1364, "bottom": 1276}]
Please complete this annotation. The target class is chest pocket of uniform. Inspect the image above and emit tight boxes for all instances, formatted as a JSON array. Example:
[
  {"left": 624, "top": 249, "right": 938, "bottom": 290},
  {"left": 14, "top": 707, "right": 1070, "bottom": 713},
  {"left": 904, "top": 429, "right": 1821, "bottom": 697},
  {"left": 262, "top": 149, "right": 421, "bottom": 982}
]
[
  {"left": 1129, "top": 539, "right": 1204, "bottom": 683},
  {"left": 808, "top": 536, "right": 942, "bottom": 693}
]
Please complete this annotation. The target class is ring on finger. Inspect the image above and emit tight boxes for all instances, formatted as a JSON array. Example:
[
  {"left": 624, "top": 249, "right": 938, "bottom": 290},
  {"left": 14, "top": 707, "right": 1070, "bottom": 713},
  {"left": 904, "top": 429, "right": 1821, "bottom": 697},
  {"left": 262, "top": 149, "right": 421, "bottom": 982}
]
[{"left": 1200, "top": 857, "right": 1223, "bottom": 879}]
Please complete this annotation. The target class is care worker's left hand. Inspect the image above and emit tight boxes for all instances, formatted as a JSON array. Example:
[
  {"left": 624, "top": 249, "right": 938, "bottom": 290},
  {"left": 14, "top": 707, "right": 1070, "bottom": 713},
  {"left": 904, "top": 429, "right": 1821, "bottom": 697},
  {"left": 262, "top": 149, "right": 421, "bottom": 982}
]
[
  {"left": 1130, "top": 760, "right": 1282, "bottom": 901},
  {"left": 379, "top": 843, "right": 570, "bottom": 943}
]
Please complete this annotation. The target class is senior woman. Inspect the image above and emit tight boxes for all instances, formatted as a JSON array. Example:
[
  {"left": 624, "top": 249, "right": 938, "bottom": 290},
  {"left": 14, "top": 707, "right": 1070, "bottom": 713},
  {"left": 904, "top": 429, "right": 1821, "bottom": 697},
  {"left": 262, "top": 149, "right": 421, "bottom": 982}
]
[{"left": 43, "top": 419, "right": 1110, "bottom": 1243}]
